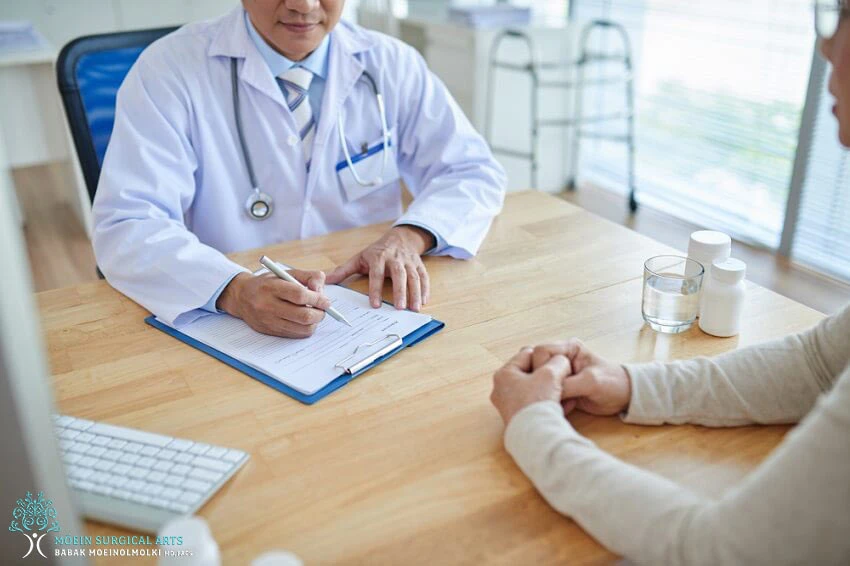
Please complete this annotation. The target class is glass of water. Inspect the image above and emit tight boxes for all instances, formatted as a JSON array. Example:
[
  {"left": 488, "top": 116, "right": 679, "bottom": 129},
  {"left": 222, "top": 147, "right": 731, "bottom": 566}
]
[{"left": 642, "top": 255, "right": 704, "bottom": 333}]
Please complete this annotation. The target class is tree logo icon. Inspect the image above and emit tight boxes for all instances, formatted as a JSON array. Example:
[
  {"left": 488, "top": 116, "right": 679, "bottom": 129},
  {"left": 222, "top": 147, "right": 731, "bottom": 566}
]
[{"left": 8, "top": 492, "right": 61, "bottom": 559}]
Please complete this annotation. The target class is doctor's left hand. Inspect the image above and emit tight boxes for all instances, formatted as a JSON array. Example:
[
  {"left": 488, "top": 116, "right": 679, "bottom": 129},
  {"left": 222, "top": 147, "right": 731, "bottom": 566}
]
[{"left": 326, "top": 226, "right": 434, "bottom": 312}]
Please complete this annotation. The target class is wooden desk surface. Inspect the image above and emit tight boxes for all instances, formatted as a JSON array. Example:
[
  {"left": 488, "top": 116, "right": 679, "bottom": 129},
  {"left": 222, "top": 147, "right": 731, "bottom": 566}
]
[{"left": 39, "top": 191, "right": 823, "bottom": 565}]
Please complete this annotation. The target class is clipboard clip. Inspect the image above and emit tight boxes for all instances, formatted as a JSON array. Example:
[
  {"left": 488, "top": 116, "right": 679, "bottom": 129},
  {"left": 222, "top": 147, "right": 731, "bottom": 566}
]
[{"left": 334, "top": 333, "right": 403, "bottom": 375}]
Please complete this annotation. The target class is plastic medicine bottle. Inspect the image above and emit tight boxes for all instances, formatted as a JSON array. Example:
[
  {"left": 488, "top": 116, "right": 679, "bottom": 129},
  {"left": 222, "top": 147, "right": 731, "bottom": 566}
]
[
  {"left": 687, "top": 230, "right": 731, "bottom": 317},
  {"left": 699, "top": 258, "right": 746, "bottom": 338}
]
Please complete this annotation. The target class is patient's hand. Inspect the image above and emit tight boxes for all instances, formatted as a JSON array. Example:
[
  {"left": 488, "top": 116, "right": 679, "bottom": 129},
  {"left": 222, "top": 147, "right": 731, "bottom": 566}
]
[
  {"left": 528, "top": 339, "right": 632, "bottom": 417},
  {"left": 490, "top": 348, "right": 572, "bottom": 426}
]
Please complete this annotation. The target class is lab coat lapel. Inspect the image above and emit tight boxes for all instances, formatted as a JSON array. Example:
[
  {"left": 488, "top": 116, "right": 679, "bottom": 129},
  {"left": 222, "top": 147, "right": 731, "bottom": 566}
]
[
  {"left": 305, "top": 24, "right": 372, "bottom": 199},
  {"left": 208, "top": 7, "right": 287, "bottom": 110}
]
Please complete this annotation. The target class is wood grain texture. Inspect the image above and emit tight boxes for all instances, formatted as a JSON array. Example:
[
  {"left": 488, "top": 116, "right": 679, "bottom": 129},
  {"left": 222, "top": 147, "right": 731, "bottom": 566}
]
[{"left": 38, "top": 191, "right": 824, "bottom": 565}]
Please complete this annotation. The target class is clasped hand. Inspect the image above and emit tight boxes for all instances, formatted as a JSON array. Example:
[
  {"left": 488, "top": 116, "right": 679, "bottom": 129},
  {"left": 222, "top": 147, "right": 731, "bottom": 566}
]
[{"left": 490, "top": 339, "right": 633, "bottom": 426}]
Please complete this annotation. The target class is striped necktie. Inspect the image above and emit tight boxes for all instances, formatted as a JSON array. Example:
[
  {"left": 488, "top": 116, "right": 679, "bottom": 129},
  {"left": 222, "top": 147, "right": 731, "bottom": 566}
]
[{"left": 279, "top": 66, "right": 316, "bottom": 169}]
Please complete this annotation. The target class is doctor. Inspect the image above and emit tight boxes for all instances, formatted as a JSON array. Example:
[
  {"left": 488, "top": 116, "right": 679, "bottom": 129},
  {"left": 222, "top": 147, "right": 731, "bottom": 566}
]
[{"left": 92, "top": 0, "right": 506, "bottom": 337}]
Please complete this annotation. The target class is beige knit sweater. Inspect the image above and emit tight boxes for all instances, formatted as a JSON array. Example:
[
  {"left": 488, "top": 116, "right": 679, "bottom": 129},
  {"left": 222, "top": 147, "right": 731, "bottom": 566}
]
[{"left": 505, "top": 303, "right": 850, "bottom": 565}]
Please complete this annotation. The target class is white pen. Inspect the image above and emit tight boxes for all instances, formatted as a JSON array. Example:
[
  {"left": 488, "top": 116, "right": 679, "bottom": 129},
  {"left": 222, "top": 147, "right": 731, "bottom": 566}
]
[{"left": 259, "top": 255, "right": 353, "bottom": 327}]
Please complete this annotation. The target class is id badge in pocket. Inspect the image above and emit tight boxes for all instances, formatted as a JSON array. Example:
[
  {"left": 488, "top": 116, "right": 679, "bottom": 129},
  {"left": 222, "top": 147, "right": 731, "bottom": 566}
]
[{"left": 336, "top": 129, "right": 400, "bottom": 202}]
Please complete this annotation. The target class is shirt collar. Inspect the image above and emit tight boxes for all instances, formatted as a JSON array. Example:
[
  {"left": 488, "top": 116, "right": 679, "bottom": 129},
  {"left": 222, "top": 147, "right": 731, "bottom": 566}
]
[{"left": 244, "top": 11, "right": 329, "bottom": 80}]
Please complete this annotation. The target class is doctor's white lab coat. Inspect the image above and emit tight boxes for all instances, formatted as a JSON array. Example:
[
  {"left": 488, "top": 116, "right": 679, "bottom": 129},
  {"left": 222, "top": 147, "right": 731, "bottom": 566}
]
[{"left": 92, "top": 7, "right": 506, "bottom": 326}]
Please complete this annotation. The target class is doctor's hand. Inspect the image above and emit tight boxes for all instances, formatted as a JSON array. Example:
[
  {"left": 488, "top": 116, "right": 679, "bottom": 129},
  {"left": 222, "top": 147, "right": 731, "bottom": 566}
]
[
  {"left": 527, "top": 339, "right": 632, "bottom": 417},
  {"left": 490, "top": 347, "right": 573, "bottom": 426},
  {"left": 217, "top": 271, "right": 331, "bottom": 339},
  {"left": 326, "top": 226, "right": 434, "bottom": 312}
]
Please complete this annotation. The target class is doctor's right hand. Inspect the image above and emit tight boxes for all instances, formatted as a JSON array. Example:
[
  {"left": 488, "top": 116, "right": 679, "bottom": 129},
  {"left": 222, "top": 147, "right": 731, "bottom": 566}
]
[{"left": 217, "top": 271, "right": 331, "bottom": 339}]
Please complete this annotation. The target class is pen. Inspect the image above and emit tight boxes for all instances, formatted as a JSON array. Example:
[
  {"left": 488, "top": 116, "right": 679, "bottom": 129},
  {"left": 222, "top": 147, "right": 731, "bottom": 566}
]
[{"left": 259, "top": 255, "right": 353, "bottom": 327}]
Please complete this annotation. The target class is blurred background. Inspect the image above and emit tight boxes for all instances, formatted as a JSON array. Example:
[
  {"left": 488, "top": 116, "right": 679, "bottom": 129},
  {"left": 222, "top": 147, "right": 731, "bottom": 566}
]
[{"left": 1, "top": 0, "right": 847, "bottom": 313}]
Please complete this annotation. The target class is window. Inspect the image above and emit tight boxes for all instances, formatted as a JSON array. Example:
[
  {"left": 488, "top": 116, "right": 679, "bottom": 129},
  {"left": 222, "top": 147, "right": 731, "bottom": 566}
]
[
  {"left": 783, "top": 52, "right": 850, "bottom": 281},
  {"left": 572, "top": 0, "right": 815, "bottom": 248}
]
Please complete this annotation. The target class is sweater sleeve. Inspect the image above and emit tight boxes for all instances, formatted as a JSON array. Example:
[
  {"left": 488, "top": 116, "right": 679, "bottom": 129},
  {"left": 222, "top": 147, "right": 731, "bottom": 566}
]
[
  {"left": 622, "top": 303, "right": 850, "bottom": 426},
  {"left": 505, "top": 370, "right": 850, "bottom": 565}
]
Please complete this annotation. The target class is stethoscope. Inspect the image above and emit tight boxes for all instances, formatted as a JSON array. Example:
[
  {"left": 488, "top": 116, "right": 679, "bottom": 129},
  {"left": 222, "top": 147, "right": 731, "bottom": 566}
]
[{"left": 230, "top": 59, "right": 390, "bottom": 221}]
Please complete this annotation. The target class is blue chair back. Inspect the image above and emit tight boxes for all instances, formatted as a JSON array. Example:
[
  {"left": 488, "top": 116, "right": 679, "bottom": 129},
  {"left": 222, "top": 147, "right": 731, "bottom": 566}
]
[{"left": 57, "top": 27, "right": 179, "bottom": 203}]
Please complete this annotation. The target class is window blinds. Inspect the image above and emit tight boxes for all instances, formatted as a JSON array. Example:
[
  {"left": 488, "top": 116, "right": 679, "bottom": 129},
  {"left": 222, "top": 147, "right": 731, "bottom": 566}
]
[
  {"left": 785, "top": 52, "right": 850, "bottom": 282},
  {"left": 571, "top": 0, "right": 815, "bottom": 248}
]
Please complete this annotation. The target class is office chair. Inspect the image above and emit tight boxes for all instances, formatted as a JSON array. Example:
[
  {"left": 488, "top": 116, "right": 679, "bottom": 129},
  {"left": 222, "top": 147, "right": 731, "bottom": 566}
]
[{"left": 56, "top": 26, "right": 179, "bottom": 204}]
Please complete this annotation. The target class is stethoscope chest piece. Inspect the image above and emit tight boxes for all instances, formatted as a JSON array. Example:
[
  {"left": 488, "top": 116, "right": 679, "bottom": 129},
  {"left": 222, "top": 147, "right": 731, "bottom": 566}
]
[{"left": 245, "top": 189, "right": 273, "bottom": 220}]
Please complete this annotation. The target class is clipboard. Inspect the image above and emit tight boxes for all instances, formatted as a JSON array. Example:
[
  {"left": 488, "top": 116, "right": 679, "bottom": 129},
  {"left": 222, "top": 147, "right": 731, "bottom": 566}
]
[{"left": 144, "top": 311, "right": 444, "bottom": 405}]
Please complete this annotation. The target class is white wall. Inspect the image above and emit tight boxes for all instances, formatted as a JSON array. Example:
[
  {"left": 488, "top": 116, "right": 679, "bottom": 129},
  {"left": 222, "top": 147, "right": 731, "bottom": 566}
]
[
  {"left": 0, "top": 0, "right": 239, "bottom": 51},
  {"left": 0, "top": 0, "right": 240, "bottom": 237}
]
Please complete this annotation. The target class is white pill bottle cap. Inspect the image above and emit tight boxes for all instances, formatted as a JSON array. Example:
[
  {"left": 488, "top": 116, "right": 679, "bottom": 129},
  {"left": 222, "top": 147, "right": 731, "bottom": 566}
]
[
  {"left": 711, "top": 257, "right": 746, "bottom": 284},
  {"left": 688, "top": 231, "right": 731, "bottom": 261}
]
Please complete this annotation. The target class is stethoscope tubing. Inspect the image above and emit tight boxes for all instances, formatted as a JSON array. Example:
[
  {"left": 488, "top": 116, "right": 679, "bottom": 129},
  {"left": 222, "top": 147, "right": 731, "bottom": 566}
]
[{"left": 230, "top": 58, "right": 390, "bottom": 220}]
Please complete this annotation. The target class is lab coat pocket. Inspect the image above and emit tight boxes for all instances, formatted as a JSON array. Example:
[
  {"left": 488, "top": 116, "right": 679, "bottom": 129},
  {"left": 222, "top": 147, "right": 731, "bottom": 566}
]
[{"left": 336, "top": 128, "right": 400, "bottom": 203}]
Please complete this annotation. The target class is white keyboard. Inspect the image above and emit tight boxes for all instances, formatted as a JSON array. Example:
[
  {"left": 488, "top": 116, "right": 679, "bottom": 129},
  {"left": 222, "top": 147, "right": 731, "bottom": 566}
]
[{"left": 54, "top": 415, "right": 249, "bottom": 533}]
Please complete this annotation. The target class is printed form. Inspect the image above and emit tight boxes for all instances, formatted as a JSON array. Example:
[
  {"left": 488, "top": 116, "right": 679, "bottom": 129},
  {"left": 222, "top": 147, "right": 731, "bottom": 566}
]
[{"left": 158, "top": 285, "right": 432, "bottom": 395}]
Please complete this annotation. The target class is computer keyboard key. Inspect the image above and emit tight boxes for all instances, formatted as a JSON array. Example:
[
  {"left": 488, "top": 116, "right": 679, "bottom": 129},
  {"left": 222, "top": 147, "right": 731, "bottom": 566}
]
[
  {"left": 67, "top": 418, "right": 94, "bottom": 431},
  {"left": 54, "top": 416, "right": 74, "bottom": 427},
  {"left": 111, "top": 489, "right": 133, "bottom": 501},
  {"left": 106, "top": 475, "right": 127, "bottom": 488},
  {"left": 139, "top": 445, "right": 160, "bottom": 457},
  {"left": 158, "top": 449, "right": 177, "bottom": 460},
  {"left": 153, "top": 461, "right": 174, "bottom": 473},
  {"left": 88, "top": 422, "right": 173, "bottom": 448},
  {"left": 188, "top": 444, "right": 211, "bottom": 456},
  {"left": 173, "top": 453, "right": 193, "bottom": 464},
  {"left": 89, "top": 472, "right": 110, "bottom": 484},
  {"left": 91, "top": 436, "right": 110, "bottom": 446},
  {"left": 67, "top": 467, "right": 90, "bottom": 479},
  {"left": 222, "top": 449, "right": 245, "bottom": 463},
  {"left": 110, "top": 464, "right": 131, "bottom": 476},
  {"left": 127, "top": 467, "right": 149, "bottom": 479},
  {"left": 142, "top": 484, "right": 164, "bottom": 496},
  {"left": 78, "top": 456, "right": 97, "bottom": 468},
  {"left": 146, "top": 471, "right": 166, "bottom": 483},
  {"left": 167, "top": 439, "right": 193, "bottom": 451},
  {"left": 182, "top": 479, "right": 212, "bottom": 493},
  {"left": 67, "top": 442, "right": 89, "bottom": 454},
  {"left": 87, "top": 446, "right": 107, "bottom": 458},
  {"left": 77, "top": 432, "right": 95, "bottom": 443},
  {"left": 64, "top": 452, "right": 83, "bottom": 465},
  {"left": 161, "top": 474, "right": 181, "bottom": 485},
  {"left": 129, "top": 493, "right": 152, "bottom": 505},
  {"left": 178, "top": 491, "right": 202, "bottom": 504},
  {"left": 160, "top": 488, "right": 182, "bottom": 499},
  {"left": 189, "top": 468, "right": 222, "bottom": 483},
  {"left": 205, "top": 446, "right": 227, "bottom": 459},
  {"left": 136, "top": 457, "right": 156, "bottom": 469},
  {"left": 59, "top": 428, "right": 80, "bottom": 440},
  {"left": 148, "top": 498, "right": 170, "bottom": 510},
  {"left": 192, "top": 456, "right": 231, "bottom": 473},
  {"left": 93, "top": 460, "right": 114, "bottom": 472},
  {"left": 170, "top": 465, "right": 191, "bottom": 476},
  {"left": 107, "top": 439, "right": 128, "bottom": 450},
  {"left": 124, "top": 442, "right": 144, "bottom": 454},
  {"left": 102, "top": 450, "right": 122, "bottom": 461},
  {"left": 120, "top": 454, "right": 141, "bottom": 465},
  {"left": 124, "top": 480, "right": 144, "bottom": 492}
]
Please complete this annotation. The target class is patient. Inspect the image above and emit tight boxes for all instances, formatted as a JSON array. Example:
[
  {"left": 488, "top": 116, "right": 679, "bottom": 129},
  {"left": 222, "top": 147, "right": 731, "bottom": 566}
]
[{"left": 490, "top": 4, "right": 850, "bottom": 564}]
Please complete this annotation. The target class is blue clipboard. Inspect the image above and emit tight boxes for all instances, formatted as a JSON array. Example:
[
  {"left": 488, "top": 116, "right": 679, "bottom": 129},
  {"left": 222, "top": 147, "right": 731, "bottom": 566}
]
[{"left": 145, "top": 312, "right": 444, "bottom": 405}]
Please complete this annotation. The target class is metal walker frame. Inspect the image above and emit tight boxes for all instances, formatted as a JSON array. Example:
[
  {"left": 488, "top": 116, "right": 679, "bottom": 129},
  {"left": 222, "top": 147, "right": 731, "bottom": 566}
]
[{"left": 485, "top": 20, "right": 638, "bottom": 212}]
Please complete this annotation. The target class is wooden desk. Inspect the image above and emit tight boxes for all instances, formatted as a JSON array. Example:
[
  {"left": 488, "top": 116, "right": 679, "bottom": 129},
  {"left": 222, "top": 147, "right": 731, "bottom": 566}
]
[{"left": 39, "top": 191, "right": 823, "bottom": 564}]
